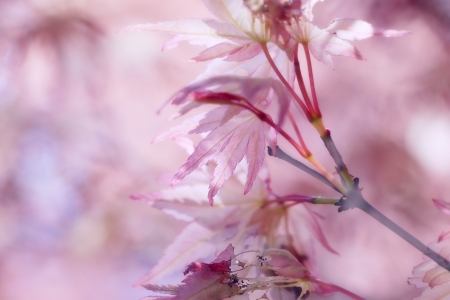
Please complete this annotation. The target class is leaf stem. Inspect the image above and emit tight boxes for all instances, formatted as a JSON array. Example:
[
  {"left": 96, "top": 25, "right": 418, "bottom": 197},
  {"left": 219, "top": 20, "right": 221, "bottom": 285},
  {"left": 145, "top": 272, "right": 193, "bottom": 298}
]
[
  {"left": 287, "top": 111, "right": 310, "bottom": 155},
  {"left": 312, "top": 197, "right": 340, "bottom": 204},
  {"left": 293, "top": 44, "right": 316, "bottom": 116},
  {"left": 268, "top": 146, "right": 342, "bottom": 193},
  {"left": 302, "top": 43, "right": 321, "bottom": 117},
  {"left": 229, "top": 98, "right": 347, "bottom": 194},
  {"left": 320, "top": 129, "right": 354, "bottom": 188},
  {"left": 260, "top": 43, "right": 312, "bottom": 120}
]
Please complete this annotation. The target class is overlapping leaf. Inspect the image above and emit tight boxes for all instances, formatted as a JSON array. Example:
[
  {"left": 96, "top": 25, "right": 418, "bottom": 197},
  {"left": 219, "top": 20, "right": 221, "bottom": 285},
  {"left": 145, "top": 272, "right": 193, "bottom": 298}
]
[{"left": 155, "top": 76, "right": 289, "bottom": 204}]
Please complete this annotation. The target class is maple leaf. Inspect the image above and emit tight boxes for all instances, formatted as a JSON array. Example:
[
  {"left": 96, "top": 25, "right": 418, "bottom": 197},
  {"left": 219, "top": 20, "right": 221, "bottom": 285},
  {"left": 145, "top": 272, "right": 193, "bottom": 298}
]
[
  {"left": 287, "top": 14, "right": 409, "bottom": 69},
  {"left": 262, "top": 249, "right": 315, "bottom": 299},
  {"left": 142, "top": 244, "right": 239, "bottom": 300},
  {"left": 122, "top": 0, "right": 295, "bottom": 86},
  {"left": 433, "top": 198, "right": 450, "bottom": 215},
  {"left": 258, "top": 248, "right": 365, "bottom": 299},
  {"left": 155, "top": 75, "right": 289, "bottom": 204},
  {"left": 408, "top": 229, "right": 450, "bottom": 300},
  {"left": 122, "top": 0, "right": 270, "bottom": 60},
  {"left": 261, "top": 248, "right": 310, "bottom": 279},
  {"left": 408, "top": 200, "right": 450, "bottom": 299},
  {"left": 133, "top": 158, "right": 336, "bottom": 287}
]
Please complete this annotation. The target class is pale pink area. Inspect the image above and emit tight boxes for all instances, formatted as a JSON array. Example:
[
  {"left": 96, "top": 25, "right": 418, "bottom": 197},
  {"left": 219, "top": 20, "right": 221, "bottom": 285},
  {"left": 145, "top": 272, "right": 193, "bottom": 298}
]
[
  {"left": 409, "top": 229, "right": 450, "bottom": 299},
  {"left": 1, "top": 0, "right": 450, "bottom": 300}
]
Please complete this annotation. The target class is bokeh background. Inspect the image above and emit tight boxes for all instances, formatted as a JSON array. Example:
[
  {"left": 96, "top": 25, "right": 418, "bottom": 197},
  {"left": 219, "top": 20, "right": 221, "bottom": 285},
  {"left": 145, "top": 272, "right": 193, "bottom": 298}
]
[{"left": 1, "top": 0, "right": 450, "bottom": 299}]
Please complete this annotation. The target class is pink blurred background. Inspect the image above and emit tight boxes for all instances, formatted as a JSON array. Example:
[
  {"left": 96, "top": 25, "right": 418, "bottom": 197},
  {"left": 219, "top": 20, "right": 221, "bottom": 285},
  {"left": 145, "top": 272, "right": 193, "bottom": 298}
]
[{"left": 1, "top": 0, "right": 450, "bottom": 299}]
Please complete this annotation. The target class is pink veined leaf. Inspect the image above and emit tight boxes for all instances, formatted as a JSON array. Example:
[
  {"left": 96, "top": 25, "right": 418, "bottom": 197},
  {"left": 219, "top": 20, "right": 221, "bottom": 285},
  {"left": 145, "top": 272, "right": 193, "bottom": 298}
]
[
  {"left": 438, "top": 229, "right": 450, "bottom": 243},
  {"left": 169, "top": 76, "right": 290, "bottom": 123},
  {"left": 224, "top": 43, "right": 262, "bottom": 62},
  {"left": 288, "top": 19, "right": 364, "bottom": 69},
  {"left": 133, "top": 187, "right": 212, "bottom": 222},
  {"left": 183, "top": 244, "right": 234, "bottom": 275},
  {"left": 301, "top": 0, "right": 324, "bottom": 22},
  {"left": 152, "top": 113, "right": 208, "bottom": 144},
  {"left": 262, "top": 248, "right": 310, "bottom": 279},
  {"left": 325, "top": 18, "right": 410, "bottom": 41},
  {"left": 409, "top": 228, "right": 450, "bottom": 299},
  {"left": 202, "top": 0, "right": 266, "bottom": 38},
  {"left": 433, "top": 198, "right": 450, "bottom": 215},
  {"left": 287, "top": 204, "right": 338, "bottom": 258},
  {"left": 143, "top": 284, "right": 179, "bottom": 295},
  {"left": 134, "top": 222, "right": 217, "bottom": 286},
  {"left": 302, "top": 205, "right": 339, "bottom": 255},
  {"left": 288, "top": 16, "right": 408, "bottom": 69},
  {"left": 308, "top": 28, "right": 364, "bottom": 69},
  {"left": 197, "top": 42, "right": 294, "bottom": 88},
  {"left": 160, "top": 76, "right": 288, "bottom": 204},
  {"left": 172, "top": 112, "right": 270, "bottom": 204},
  {"left": 120, "top": 18, "right": 249, "bottom": 51},
  {"left": 141, "top": 296, "right": 175, "bottom": 300},
  {"left": 143, "top": 244, "right": 237, "bottom": 300},
  {"left": 122, "top": 0, "right": 271, "bottom": 63},
  {"left": 133, "top": 181, "right": 264, "bottom": 286},
  {"left": 212, "top": 243, "right": 235, "bottom": 263},
  {"left": 177, "top": 268, "right": 234, "bottom": 300},
  {"left": 192, "top": 42, "right": 244, "bottom": 62},
  {"left": 412, "top": 285, "right": 450, "bottom": 300}
]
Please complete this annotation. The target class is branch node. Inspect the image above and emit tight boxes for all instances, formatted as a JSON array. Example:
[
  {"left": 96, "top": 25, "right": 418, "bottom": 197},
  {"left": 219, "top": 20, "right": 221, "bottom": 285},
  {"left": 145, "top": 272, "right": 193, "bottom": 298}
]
[{"left": 335, "top": 178, "right": 361, "bottom": 212}]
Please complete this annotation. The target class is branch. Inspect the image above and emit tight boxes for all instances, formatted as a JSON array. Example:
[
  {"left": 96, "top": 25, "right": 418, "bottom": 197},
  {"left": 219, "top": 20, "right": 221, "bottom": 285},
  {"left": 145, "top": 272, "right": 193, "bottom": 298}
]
[
  {"left": 320, "top": 130, "right": 354, "bottom": 188},
  {"left": 268, "top": 146, "right": 340, "bottom": 193},
  {"left": 335, "top": 178, "right": 450, "bottom": 272}
]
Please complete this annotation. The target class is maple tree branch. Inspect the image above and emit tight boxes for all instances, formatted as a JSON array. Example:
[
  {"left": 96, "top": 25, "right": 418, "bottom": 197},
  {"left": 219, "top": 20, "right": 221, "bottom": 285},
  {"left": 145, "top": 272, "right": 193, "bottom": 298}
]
[
  {"left": 270, "top": 147, "right": 450, "bottom": 272},
  {"left": 268, "top": 146, "right": 340, "bottom": 193},
  {"left": 287, "top": 111, "right": 310, "bottom": 154},
  {"left": 336, "top": 178, "right": 450, "bottom": 272},
  {"left": 293, "top": 44, "right": 315, "bottom": 114},
  {"left": 260, "top": 43, "right": 312, "bottom": 120},
  {"left": 320, "top": 129, "right": 354, "bottom": 188},
  {"left": 302, "top": 43, "right": 321, "bottom": 117}
]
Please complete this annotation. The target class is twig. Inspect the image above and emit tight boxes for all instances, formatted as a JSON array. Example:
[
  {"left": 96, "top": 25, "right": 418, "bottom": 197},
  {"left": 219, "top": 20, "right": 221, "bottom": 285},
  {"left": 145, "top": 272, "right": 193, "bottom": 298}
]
[
  {"left": 335, "top": 178, "right": 450, "bottom": 272},
  {"left": 268, "top": 146, "right": 340, "bottom": 193}
]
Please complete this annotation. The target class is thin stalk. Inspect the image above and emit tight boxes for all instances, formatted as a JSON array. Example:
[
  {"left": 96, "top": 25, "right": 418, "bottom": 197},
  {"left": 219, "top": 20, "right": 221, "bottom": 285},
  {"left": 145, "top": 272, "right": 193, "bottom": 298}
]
[
  {"left": 306, "top": 154, "right": 348, "bottom": 195},
  {"left": 334, "top": 179, "right": 450, "bottom": 272},
  {"left": 273, "top": 148, "right": 450, "bottom": 272},
  {"left": 260, "top": 43, "right": 311, "bottom": 120},
  {"left": 356, "top": 197, "right": 450, "bottom": 272},
  {"left": 211, "top": 91, "right": 347, "bottom": 194},
  {"left": 268, "top": 146, "right": 343, "bottom": 194},
  {"left": 271, "top": 194, "right": 340, "bottom": 205},
  {"left": 321, "top": 130, "right": 354, "bottom": 187},
  {"left": 287, "top": 111, "right": 310, "bottom": 155},
  {"left": 312, "top": 197, "right": 340, "bottom": 204},
  {"left": 302, "top": 43, "right": 321, "bottom": 116},
  {"left": 293, "top": 44, "right": 315, "bottom": 115}
]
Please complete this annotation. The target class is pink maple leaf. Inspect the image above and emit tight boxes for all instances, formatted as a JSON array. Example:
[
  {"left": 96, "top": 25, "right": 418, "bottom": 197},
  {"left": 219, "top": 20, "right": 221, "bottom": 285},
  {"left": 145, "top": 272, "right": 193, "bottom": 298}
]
[
  {"left": 132, "top": 161, "right": 271, "bottom": 285},
  {"left": 155, "top": 75, "right": 289, "bottom": 205},
  {"left": 261, "top": 248, "right": 310, "bottom": 279},
  {"left": 433, "top": 198, "right": 450, "bottom": 215},
  {"left": 258, "top": 248, "right": 364, "bottom": 299},
  {"left": 122, "top": 0, "right": 271, "bottom": 61},
  {"left": 121, "top": 0, "right": 295, "bottom": 86},
  {"left": 408, "top": 229, "right": 450, "bottom": 299},
  {"left": 132, "top": 159, "right": 336, "bottom": 286},
  {"left": 288, "top": 14, "right": 409, "bottom": 69},
  {"left": 143, "top": 244, "right": 239, "bottom": 300}
]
